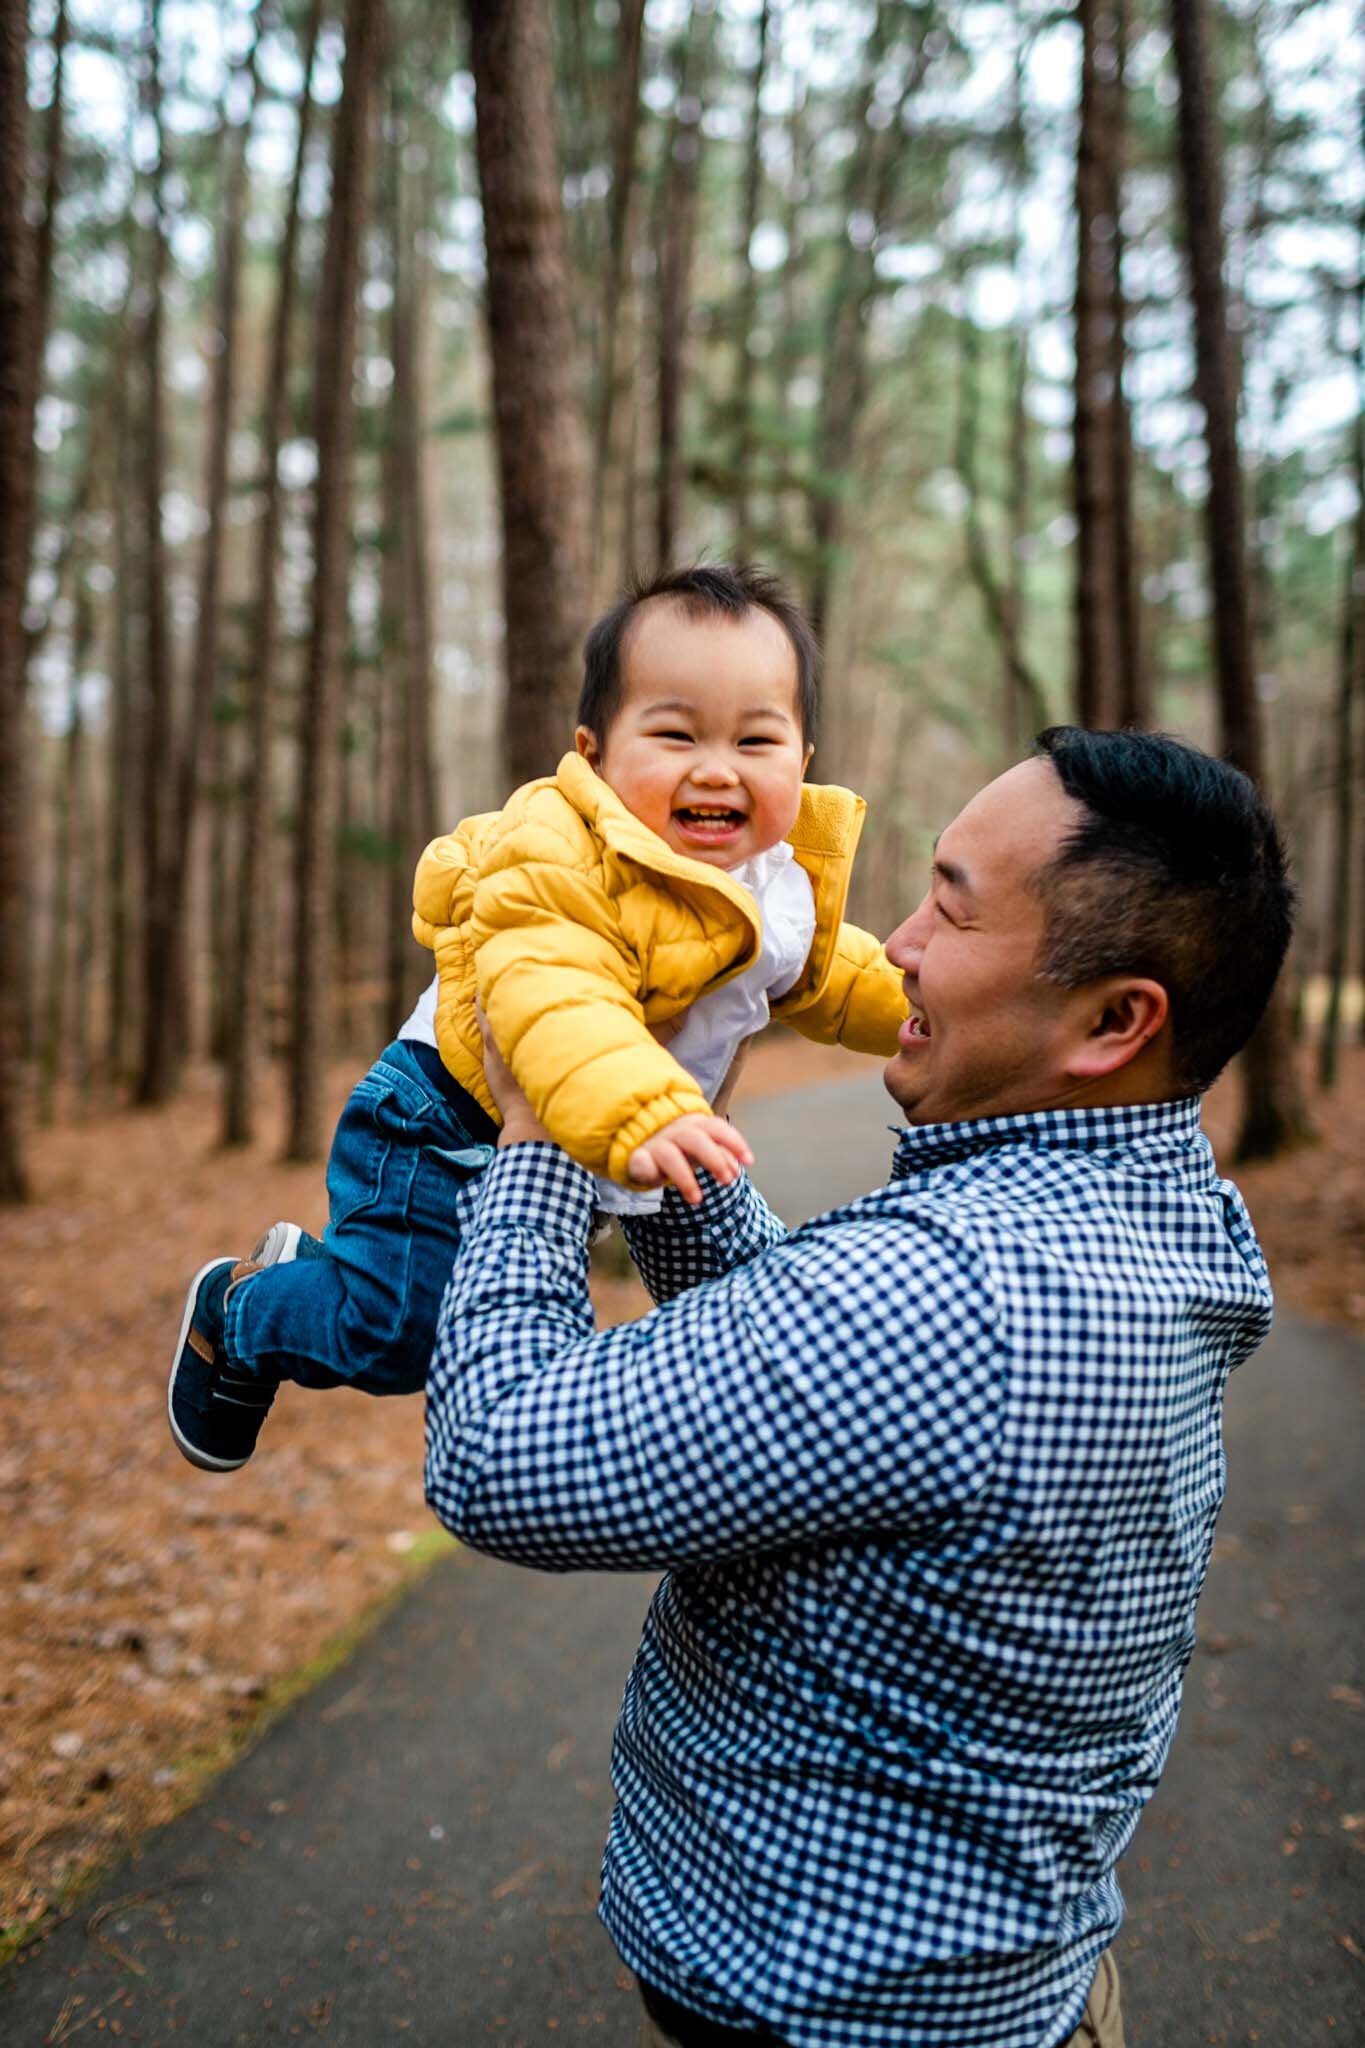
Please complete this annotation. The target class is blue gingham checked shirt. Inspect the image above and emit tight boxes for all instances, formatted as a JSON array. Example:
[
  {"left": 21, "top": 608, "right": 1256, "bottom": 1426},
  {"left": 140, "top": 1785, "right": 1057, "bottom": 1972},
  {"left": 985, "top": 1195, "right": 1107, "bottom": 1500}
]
[{"left": 425, "top": 1097, "right": 1273, "bottom": 2047}]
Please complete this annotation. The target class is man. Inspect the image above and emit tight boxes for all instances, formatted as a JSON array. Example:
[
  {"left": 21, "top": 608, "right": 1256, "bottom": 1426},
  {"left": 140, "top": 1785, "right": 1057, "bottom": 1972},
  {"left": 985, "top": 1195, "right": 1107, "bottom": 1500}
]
[{"left": 424, "top": 728, "right": 1292, "bottom": 2048}]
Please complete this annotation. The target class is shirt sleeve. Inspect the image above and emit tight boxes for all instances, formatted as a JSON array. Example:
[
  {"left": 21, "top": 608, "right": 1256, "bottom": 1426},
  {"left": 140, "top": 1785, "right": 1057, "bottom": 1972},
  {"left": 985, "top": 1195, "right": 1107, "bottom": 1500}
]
[
  {"left": 424, "top": 1143, "right": 1003, "bottom": 1575},
  {"left": 618, "top": 1169, "right": 788, "bottom": 1304}
]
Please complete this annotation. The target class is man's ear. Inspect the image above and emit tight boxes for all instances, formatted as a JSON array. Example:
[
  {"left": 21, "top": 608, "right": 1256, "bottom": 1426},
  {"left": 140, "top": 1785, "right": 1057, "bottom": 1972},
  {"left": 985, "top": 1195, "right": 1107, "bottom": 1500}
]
[
  {"left": 575, "top": 725, "right": 602, "bottom": 770},
  {"left": 1064, "top": 978, "right": 1170, "bottom": 1080}
]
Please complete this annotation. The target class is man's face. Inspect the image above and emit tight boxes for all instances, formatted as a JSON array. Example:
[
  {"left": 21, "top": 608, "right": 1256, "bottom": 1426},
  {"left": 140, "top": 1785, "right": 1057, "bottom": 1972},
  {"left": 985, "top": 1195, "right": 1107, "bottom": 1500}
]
[{"left": 883, "top": 758, "right": 1090, "bottom": 1125}]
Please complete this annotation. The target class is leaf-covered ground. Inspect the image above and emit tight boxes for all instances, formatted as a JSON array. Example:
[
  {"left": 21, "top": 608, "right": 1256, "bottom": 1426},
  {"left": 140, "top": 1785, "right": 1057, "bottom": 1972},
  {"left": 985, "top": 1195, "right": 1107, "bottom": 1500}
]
[{"left": 1, "top": 1036, "right": 1359, "bottom": 1949}]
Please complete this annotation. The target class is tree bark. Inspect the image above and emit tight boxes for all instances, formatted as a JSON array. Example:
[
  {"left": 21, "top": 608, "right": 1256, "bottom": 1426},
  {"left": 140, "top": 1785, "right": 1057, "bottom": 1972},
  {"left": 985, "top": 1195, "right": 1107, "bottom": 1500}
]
[
  {"left": 107, "top": 336, "right": 140, "bottom": 1086},
  {"left": 0, "top": 0, "right": 36, "bottom": 1201},
  {"left": 222, "top": 0, "right": 324, "bottom": 1148},
  {"left": 730, "top": 0, "right": 771, "bottom": 559},
  {"left": 1318, "top": 250, "right": 1364, "bottom": 1088},
  {"left": 133, "top": 0, "right": 179, "bottom": 1106},
  {"left": 285, "top": 0, "right": 384, "bottom": 1163},
  {"left": 39, "top": 566, "right": 91, "bottom": 1124},
  {"left": 653, "top": 5, "right": 712, "bottom": 572},
  {"left": 468, "top": 0, "right": 591, "bottom": 784},
  {"left": 1167, "top": 0, "right": 1312, "bottom": 1159},
  {"left": 381, "top": 107, "right": 438, "bottom": 1041},
  {"left": 590, "top": 0, "right": 647, "bottom": 598},
  {"left": 1073, "top": 0, "right": 1140, "bottom": 729},
  {"left": 154, "top": 20, "right": 261, "bottom": 1086}
]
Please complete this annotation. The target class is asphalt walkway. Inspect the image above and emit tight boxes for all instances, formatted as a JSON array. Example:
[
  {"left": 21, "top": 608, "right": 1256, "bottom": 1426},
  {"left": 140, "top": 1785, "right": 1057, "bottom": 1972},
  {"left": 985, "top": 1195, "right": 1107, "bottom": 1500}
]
[{"left": 3, "top": 1076, "right": 1362, "bottom": 2046}]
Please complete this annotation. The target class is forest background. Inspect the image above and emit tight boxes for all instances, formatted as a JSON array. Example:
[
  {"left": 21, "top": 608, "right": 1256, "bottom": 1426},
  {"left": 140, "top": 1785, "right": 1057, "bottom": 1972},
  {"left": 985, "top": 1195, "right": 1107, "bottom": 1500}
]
[
  {"left": 0, "top": 0, "right": 1361, "bottom": 1187},
  {"left": 0, "top": 0, "right": 1363, "bottom": 1962}
]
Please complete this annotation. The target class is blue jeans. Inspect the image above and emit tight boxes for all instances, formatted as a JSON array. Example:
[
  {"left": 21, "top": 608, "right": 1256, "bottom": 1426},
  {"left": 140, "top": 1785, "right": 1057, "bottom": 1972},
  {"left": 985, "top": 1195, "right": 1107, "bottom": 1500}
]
[{"left": 223, "top": 1041, "right": 495, "bottom": 1395}]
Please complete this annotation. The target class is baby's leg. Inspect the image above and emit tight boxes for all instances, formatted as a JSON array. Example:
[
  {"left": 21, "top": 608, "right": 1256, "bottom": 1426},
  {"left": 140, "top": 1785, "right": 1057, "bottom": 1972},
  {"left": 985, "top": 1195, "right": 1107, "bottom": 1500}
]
[
  {"left": 229, "top": 1049, "right": 493, "bottom": 1393},
  {"left": 168, "top": 1043, "right": 494, "bottom": 1469}
]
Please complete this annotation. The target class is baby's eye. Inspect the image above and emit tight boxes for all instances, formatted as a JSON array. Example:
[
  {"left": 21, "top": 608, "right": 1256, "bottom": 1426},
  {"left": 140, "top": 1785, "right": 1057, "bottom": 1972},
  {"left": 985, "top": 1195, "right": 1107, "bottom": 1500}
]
[
  {"left": 650, "top": 729, "right": 694, "bottom": 742},
  {"left": 738, "top": 735, "right": 777, "bottom": 748}
]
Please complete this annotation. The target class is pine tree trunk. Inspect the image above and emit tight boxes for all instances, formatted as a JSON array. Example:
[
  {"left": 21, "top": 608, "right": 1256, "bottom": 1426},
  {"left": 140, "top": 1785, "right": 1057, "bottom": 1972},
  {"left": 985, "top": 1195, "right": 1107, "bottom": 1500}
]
[
  {"left": 158, "top": 23, "right": 260, "bottom": 1081},
  {"left": 14, "top": 0, "right": 67, "bottom": 1077},
  {"left": 730, "top": 0, "right": 770, "bottom": 559},
  {"left": 39, "top": 571, "right": 91, "bottom": 1124},
  {"left": 1167, "top": 0, "right": 1313, "bottom": 1159},
  {"left": 1318, "top": 373, "right": 1364, "bottom": 1087},
  {"left": 1073, "top": 0, "right": 1128, "bottom": 730},
  {"left": 1108, "top": 2, "right": 1145, "bottom": 731},
  {"left": 468, "top": 0, "right": 591, "bottom": 783},
  {"left": 133, "top": 0, "right": 180, "bottom": 1106},
  {"left": 107, "top": 336, "right": 140, "bottom": 1085},
  {"left": 0, "top": 0, "right": 36, "bottom": 1202},
  {"left": 222, "top": 0, "right": 324, "bottom": 1149},
  {"left": 381, "top": 113, "right": 437, "bottom": 1042},
  {"left": 590, "top": 0, "right": 647, "bottom": 599},
  {"left": 285, "top": 0, "right": 384, "bottom": 1163},
  {"left": 653, "top": 7, "right": 711, "bottom": 572}
]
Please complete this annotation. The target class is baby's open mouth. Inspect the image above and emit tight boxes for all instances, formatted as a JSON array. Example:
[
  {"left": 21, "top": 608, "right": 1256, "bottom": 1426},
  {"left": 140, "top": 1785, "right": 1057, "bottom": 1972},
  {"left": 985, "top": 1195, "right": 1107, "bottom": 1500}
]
[{"left": 675, "top": 806, "right": 746, "bottom": 829}]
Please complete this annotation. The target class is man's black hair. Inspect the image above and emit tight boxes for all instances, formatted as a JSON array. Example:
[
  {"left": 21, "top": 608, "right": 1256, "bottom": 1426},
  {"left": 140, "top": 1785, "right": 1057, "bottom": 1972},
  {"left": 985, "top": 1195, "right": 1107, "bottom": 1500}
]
[
  {"left": 1032, "top": 726, "right": 1295, "bottom": 1094},
  {"left": 576, "top": 563, "right": 819, "bottom": 746}
]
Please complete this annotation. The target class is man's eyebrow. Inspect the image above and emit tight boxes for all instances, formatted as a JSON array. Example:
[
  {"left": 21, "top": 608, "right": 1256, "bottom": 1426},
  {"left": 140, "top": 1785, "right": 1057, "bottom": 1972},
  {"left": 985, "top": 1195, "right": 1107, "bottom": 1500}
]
[{"left": 931, "top": 846, "right": 973, "bottom": 895}]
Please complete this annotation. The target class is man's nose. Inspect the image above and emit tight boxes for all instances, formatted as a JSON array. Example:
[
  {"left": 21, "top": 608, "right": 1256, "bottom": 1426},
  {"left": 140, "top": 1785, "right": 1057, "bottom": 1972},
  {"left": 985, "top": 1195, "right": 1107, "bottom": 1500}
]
[{"left": 885, "top": 895, "right": 932, "bottom": 971}]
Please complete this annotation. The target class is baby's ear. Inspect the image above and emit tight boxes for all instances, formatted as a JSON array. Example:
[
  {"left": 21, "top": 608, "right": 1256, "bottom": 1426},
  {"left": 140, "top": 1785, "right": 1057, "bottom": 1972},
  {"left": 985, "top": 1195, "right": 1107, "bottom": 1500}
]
[
  {"left": 575, "top": 725, "right": 602, "bottom": 769},
  {"left": 801, "top": 743, "right": 815, "bottom": 774}
]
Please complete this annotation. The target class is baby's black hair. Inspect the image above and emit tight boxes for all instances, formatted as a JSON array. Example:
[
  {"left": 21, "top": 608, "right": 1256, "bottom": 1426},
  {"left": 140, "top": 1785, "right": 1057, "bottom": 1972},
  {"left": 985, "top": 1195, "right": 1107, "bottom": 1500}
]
[{"left": 576, "top": 563, "right": 819, "bottom": 747}]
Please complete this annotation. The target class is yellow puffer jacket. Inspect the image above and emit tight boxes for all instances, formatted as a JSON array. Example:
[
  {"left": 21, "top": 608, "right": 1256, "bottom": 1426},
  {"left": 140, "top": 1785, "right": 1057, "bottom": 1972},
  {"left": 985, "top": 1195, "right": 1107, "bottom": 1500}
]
[{"left": 411, "top": 752, "right": 907, "bottom": 1184}]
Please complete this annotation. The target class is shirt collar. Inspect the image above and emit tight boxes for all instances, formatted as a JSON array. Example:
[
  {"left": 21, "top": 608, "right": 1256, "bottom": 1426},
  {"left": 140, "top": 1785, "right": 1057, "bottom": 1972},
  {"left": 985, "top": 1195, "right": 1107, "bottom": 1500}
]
[{"left": 889, "top": 1094, "right": 1204, "bottom": 1178}]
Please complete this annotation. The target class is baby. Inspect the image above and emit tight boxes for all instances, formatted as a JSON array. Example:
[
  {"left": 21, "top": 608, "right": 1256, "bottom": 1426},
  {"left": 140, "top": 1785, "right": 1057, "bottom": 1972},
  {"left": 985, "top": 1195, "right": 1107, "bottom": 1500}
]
[{"left": 167, "top": 564, "right": 907, "bottom": 1474}]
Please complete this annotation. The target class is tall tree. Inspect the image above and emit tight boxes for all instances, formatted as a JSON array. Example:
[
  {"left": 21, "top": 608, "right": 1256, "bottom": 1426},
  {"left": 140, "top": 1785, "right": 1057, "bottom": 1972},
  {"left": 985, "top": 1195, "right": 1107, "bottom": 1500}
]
[
  {"left": 653, "top": 2, "right": 713, "bottom": 571},
  {"left": 0, "top": 0, "right": 35, "bottom": 1202},
  {"left": 222, "top": 0, "right": 325, "bottom": 1148},
  {"left": 1073, "top": 0, "right": 1142, "bottom": 729},
  {"left": 1167, "top": 0, "right": 1311, "bottom": 1159},
  {"left": 1318, "top": 231, "right": 1364, "bottom": 1089},
  {"left": 285, "top": 0, "right": 385, "bottom": 1163},
  {"left": 730, "top": 0, "right": 771, "bottom": 559},
  {"left": 156, "top": 17, "right": 262, "bottom": 1086},
  {"left": 589, "top": 0, "right": 647, "bottom": 597},
  {"left": 132, "top": 0, "right": 178, "bottom": 1105},
  {"left": 381, "top": 89, "right": 439, "bottom": 1040},
  {"left": 468, "top": 0, "right": 591, "bottom": 783}
]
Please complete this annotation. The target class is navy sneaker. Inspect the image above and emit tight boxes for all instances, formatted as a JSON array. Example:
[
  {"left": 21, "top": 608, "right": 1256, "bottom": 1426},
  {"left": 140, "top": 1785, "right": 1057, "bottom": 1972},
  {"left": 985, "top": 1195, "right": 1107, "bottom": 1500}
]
[{"left": 167, "top": 1256, "right": 279, "bottom": 1472}]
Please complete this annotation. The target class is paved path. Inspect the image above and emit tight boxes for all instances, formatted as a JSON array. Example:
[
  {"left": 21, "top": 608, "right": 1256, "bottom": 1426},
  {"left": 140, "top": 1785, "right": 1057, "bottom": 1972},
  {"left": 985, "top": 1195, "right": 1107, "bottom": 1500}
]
[{"left": 4, "top": 1077, "right": 1363, "bottom": 2046}]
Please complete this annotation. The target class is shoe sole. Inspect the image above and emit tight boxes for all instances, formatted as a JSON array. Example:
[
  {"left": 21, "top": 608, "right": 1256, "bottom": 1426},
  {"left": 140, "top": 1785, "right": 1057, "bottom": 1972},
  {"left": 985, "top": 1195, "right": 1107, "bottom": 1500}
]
[{"left": 167, "top": 1257, "right": 249, "bottom": 1473}]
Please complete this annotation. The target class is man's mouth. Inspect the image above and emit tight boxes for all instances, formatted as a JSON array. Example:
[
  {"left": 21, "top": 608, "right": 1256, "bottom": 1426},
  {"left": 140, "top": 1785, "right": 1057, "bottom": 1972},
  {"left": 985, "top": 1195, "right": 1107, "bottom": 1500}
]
[{"left": 899, "top": 1008, "right": 931, "bottom": 1046}]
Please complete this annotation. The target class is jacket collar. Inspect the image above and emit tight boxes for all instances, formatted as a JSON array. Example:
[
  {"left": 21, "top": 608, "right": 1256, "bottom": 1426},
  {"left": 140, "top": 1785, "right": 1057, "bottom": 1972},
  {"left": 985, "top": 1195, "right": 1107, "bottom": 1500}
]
[{"left": 553, "top": 752, "right": 867, "bottom": 938}]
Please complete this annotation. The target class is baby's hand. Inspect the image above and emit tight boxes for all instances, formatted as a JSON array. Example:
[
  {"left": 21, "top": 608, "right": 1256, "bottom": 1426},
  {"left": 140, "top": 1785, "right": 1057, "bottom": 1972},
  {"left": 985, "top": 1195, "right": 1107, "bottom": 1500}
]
[{"left": 627, "top": 1113, "right": 754, "bottom": 1208}]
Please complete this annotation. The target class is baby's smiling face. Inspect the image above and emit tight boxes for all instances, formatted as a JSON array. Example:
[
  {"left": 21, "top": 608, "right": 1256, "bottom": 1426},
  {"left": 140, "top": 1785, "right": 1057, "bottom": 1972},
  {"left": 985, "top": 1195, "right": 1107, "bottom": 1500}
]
[{"left": 575, "top": 599, "right": 813, "bottom": 871}]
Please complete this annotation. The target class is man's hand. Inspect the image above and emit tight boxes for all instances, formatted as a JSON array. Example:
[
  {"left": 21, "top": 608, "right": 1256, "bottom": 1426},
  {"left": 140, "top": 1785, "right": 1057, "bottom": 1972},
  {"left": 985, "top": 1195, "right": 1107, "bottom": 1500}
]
[
  {"left": 627, "top": 1112, "right": 754, "bottom": 1208},
  {"left": 475, "top": 1003, "right": 550, "bottom": 1148}
]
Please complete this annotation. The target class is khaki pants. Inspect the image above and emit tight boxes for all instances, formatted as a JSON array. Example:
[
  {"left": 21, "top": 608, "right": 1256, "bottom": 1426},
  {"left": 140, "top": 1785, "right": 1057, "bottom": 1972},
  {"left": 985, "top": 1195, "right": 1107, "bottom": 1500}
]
[{"left": 639, "top": 1949, "right": 1125, "bottom": 2048}]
